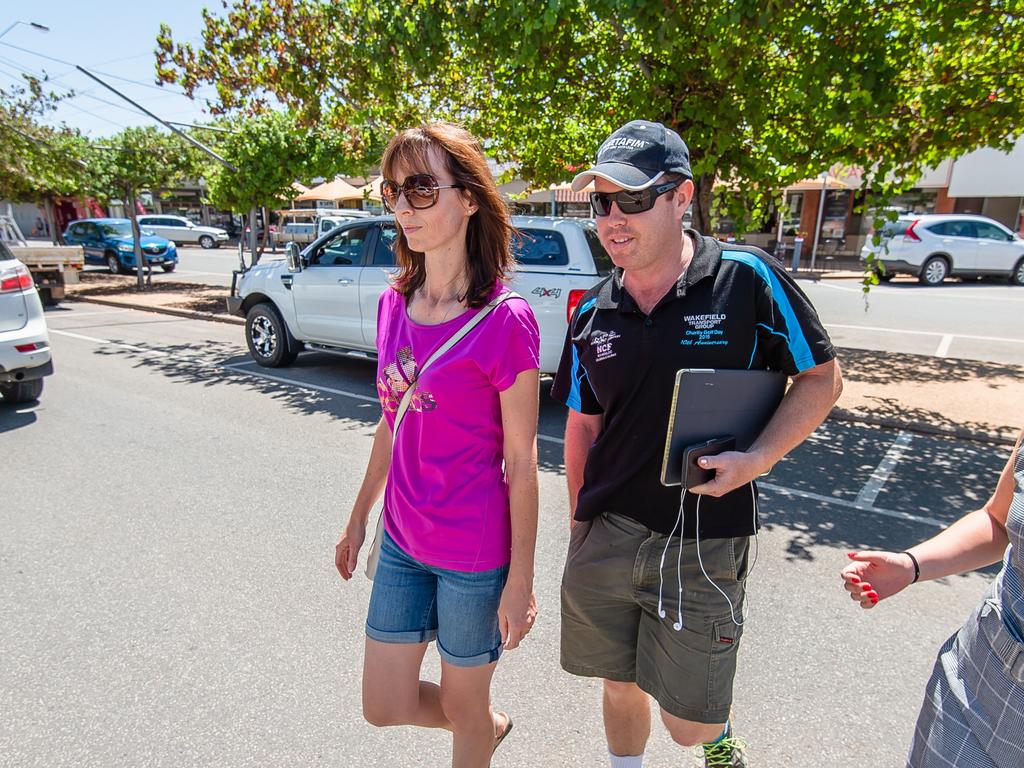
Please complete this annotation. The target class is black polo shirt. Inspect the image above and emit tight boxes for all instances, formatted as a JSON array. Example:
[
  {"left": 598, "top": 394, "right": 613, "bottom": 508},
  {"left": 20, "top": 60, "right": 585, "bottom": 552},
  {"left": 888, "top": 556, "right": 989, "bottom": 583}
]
[{"left": 550, "top": 231, "right": 836, "bottom": 537}]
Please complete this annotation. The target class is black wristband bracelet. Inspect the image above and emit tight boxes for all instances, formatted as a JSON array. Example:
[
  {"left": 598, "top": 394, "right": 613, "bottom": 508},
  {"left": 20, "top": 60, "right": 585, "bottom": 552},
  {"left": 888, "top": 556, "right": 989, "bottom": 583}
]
[{"left": 903, "top": 551, "right": 920, "bottom": 584}]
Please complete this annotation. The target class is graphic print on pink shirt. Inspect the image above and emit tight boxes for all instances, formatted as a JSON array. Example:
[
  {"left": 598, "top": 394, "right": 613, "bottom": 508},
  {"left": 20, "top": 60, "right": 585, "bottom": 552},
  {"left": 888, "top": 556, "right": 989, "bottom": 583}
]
[
  {"left": 375, "top": 283, "right": 540, "bottom": 571},
  {"left": 378, "top": 345, "right": 437, "bottom": 413}
]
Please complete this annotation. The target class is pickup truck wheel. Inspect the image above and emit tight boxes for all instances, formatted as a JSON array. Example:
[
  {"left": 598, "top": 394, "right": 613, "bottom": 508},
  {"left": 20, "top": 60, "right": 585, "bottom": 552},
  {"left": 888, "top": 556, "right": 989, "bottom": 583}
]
[
  {"left": 919, "top": 256, "right": 949, "bottom": 286},
  {"left": 106, "top": 252, "right": 125, "bottom": 275},
  {"left": 198, "top": 235, "right": 215, "bottom": 249},
  {"left": 246, "top": 303, "right": 298, "bottom": 367},
  {"left": 0, "top": 378, "right": 43, "bottom": 404}
]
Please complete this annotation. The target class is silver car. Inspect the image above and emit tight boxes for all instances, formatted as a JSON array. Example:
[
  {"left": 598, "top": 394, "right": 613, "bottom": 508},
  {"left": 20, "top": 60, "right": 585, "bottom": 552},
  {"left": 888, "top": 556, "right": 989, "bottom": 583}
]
[
  {"left": 861, "top": 213, "right": 1024, "bottom": 286},
  {"left": 0, "top": 242, "right": 52, "bottom": 404},
  {"left": 137, "top": 215, "right": 229, "bottom": 250}
]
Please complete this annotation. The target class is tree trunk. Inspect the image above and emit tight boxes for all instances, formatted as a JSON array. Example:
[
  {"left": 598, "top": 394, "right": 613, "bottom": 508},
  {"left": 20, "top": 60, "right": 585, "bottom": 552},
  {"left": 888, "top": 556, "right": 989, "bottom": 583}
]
[
  {"left": 126, "top": 185, "right": 147, "bottom": 291},
  {"left": 248, "top": 207, "right": 259, "bottom": 266},
  {"left": 257, "top": 205, "right": 269, "bottom": 257},
  {"left": 690, "top": 174, "right": 714, "bottom": 235}
]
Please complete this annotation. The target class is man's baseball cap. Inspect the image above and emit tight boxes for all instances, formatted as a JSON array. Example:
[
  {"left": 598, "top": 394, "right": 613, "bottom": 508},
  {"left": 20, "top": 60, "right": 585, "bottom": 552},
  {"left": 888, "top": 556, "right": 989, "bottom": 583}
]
[{"left": 571, "top": 120, "right": 692, "bottom": 192}]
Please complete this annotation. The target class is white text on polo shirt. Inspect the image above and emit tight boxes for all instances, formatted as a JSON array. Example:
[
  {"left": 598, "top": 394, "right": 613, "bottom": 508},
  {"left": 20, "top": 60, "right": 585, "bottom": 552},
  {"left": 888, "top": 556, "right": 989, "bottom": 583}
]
[
  {"left": 591, "top": 330, "right": 621, "bottom": 361},
  {"left": 681, "top": 313, "right": 729, "bottom": 347}
]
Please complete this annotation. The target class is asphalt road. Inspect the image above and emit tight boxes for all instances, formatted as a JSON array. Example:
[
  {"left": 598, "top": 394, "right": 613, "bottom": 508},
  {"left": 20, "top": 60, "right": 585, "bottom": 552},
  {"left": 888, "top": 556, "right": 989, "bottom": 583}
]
[{"left": 1, "top": 304, "right": 1012, "bottom": 767}]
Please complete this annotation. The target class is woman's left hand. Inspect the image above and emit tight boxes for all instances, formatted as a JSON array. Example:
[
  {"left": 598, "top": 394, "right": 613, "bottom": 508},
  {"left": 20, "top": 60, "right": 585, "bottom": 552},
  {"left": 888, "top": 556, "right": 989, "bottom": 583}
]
[{"left": 497, "top": 577, "right": 538, "bottom": 651}]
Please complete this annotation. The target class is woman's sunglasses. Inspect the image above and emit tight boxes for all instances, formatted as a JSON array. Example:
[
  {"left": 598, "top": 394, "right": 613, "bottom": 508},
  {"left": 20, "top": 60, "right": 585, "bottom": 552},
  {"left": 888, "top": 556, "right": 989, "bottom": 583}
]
[
  {"left": 381, "top": 174, "right": 464, "bottom": 212},
  {"left": 589, "top": 179, "right": 682, "bottom": 217}
]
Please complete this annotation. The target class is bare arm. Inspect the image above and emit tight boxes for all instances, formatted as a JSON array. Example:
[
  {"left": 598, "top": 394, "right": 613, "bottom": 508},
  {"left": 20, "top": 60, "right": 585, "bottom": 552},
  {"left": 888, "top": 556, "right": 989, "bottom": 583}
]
[
  {"left": 335, "top": 415, "right": 392, "bottom": 580},
  {"left": 497, "top": 368, "right": 541, "bottom": 650},
  {"left": 842, "top": 430, "right": 1021, "bottom": 608},
  {"left": 691, "top": 357, "right": 843, "bottom": 497},
  {"left": 564, "top": 408, "right": 604, "bottom": 524}
]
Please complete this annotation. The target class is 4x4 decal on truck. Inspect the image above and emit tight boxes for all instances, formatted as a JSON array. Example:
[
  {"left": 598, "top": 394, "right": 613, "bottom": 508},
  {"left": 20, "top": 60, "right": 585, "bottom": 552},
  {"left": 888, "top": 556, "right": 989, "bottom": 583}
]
[{"left": 532, "top": 287, "right": 562, "bottom": 298}]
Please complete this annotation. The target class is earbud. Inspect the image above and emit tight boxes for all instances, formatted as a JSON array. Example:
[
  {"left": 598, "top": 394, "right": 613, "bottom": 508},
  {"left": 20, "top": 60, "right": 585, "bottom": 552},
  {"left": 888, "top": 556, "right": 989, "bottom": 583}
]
[
  {"left": 658, "top": 608, "right": 666, "bottom": 619},
  {"left": 672, "top": 620, "right": 682, "bottom": 631}
]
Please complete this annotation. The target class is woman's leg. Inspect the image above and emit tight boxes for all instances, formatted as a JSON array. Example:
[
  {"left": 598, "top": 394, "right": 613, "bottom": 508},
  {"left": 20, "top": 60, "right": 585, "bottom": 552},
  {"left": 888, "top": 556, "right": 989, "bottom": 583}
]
[
  {"left": 439, "top": 660, "right": 507, "bottom": 768},
  {"left": 362, "top": 637, "right": 450, "bottom": 729}
]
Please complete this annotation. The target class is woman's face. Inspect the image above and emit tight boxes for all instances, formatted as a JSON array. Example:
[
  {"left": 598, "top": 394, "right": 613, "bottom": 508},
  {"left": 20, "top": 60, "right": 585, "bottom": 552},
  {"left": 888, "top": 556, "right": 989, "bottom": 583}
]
[{"left": 390, "top": 146, "right": 476, "bottom": 259}]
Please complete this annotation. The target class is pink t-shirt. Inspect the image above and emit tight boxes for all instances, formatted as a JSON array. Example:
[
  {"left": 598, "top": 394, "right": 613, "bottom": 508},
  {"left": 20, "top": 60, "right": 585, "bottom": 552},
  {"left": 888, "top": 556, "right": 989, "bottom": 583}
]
[{"left": 375, "top": 283, "right": 540, "bottom": 571}]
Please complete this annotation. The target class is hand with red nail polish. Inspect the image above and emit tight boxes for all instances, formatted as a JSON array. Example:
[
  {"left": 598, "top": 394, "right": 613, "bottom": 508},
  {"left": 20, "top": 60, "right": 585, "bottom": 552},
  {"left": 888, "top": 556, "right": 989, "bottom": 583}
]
[{"left": 840, "top": 550, "right": 918, "bottom": 608}]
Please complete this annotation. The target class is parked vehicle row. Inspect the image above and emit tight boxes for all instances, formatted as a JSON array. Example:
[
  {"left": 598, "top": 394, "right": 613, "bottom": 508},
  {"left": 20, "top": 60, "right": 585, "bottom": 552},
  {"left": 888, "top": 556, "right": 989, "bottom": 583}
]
[
  {"left": 63, "top": 219, "right": 179, "bottom": 274},
  {"left": 861, "top": 213, "right": 1024, "bottom": 286},
  {"left": 0, "top": 241, "right": 52, "bottom": 404},
  {"left": 227, "top": 215, "right": 613, "bottom": 373}
]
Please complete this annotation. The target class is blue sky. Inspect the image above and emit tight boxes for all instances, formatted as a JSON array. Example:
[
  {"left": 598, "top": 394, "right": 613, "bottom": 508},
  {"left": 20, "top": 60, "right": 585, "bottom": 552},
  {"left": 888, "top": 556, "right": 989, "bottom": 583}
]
[{"left": 0, "top": 1, "right": 224, "bottom": 137}]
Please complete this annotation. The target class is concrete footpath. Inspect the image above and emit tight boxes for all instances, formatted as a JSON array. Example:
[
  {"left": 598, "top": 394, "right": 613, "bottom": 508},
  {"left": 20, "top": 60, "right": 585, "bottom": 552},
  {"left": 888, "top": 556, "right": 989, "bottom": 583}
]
[{"left": 65, "top": 273, "right": 1023, "bottom": 445}]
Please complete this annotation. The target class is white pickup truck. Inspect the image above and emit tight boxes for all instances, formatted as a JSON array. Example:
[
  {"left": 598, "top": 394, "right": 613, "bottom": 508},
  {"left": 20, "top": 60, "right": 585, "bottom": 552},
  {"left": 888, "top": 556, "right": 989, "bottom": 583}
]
[{"left": 226, "top": 215, "right": 612, "bottom": 374}]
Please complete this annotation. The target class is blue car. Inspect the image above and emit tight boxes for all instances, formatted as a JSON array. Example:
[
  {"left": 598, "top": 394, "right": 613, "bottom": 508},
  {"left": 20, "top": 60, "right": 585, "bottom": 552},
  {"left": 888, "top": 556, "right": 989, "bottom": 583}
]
[{"left": 63, "top": 218, "right": 179, "bottom": 274}]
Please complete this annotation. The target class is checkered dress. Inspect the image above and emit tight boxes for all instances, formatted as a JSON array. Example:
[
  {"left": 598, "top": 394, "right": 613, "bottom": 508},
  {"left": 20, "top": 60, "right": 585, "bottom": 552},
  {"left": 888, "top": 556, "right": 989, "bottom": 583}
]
[{"left": 907, "top": 442, "right": 1024, "bottom": 768}]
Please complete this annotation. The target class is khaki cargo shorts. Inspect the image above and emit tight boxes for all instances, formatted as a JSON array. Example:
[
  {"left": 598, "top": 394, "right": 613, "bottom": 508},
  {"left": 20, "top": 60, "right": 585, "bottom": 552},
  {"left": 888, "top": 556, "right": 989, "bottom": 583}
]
[{"left": 560, "top": 511, "right": 750, "bottom": 724}]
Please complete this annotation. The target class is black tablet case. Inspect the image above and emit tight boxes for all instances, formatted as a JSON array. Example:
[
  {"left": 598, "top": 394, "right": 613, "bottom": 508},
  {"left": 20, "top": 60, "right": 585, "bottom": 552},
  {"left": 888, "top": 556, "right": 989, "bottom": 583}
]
[{"left": 660, "top": 369, "right": 787, "bottom": 487}]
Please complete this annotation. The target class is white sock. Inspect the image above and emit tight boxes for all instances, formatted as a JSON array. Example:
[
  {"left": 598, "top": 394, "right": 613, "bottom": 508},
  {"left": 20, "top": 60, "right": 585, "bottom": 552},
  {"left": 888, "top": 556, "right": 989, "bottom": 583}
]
[{"left": 608, "top": 749, "right": 644, "bottom": 768}]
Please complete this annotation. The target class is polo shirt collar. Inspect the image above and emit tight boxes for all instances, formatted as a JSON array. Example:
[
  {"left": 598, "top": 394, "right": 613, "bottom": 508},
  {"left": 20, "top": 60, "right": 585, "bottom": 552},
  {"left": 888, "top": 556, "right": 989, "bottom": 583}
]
[{"left": 595, "top": 229, "right": 722, "bottom": 312}]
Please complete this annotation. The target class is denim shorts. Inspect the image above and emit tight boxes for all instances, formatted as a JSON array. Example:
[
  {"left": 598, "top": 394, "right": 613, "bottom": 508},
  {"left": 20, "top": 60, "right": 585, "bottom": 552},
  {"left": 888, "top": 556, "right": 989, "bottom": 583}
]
[{"left": 365, "top": 531, "right": 509, "bottom": 668}]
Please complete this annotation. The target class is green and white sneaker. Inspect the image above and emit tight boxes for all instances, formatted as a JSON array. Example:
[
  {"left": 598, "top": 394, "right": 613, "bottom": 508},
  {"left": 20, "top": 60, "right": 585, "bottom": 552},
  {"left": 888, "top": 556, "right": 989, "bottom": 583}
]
[{"left": 700, "top": 724, "right": 748, "bottom": 767}]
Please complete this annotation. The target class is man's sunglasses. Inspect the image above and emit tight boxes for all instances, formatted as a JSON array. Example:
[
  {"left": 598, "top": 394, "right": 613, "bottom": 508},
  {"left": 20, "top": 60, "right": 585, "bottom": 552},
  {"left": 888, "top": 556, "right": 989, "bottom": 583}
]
[
  {"left": 589, "top": 179, "right": 682, "bottom": 217},
  {"left": 381, "top": 174, "right": 464, "bottom": 212}
]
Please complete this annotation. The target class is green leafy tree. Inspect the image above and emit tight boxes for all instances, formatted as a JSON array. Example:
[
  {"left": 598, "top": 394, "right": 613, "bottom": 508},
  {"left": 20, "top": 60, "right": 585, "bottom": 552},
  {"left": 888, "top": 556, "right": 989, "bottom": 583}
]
[
  {"left": 0, "top": 76, "right": 94, "bottom": 243},
  {"left": 156, "top": 0, "right": 1024, "bottom": 248},
  {"left": 193, "top": 110, "right": 382, "bottom": 259},
  {"left": 89, "top": 126, "right": 199, "bottom": 289}
]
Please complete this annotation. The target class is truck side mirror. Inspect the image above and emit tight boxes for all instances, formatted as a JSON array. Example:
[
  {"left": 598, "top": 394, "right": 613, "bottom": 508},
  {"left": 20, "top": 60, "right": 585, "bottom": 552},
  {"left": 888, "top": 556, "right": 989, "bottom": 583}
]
[{"left": 285, "top": 242, "right": 303, "bottom": 273}]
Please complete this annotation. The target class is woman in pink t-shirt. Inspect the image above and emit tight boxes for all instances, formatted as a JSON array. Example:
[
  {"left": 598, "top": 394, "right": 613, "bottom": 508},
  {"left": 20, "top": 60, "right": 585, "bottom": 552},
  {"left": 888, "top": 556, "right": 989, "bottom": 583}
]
[{"left": 334, "top": 122, "right": 540, "bottom": 767}]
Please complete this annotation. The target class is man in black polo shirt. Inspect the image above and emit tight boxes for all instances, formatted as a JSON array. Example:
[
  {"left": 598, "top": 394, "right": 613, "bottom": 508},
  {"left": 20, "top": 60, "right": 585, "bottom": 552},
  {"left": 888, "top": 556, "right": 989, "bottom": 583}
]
[{"left": 551, "top": 121, "right": 842, "bottom": 768}]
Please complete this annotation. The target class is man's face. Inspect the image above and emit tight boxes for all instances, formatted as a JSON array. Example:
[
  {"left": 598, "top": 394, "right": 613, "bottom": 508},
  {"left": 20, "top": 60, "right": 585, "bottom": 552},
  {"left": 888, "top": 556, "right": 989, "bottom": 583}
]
[{"left": 594, "top": 177, "right": 692, "bottom": 272}]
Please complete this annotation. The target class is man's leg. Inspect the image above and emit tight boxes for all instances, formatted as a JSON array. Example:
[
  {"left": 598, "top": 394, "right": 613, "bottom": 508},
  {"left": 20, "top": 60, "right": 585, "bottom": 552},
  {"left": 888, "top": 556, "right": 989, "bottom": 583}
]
[
  {"left": 603, "top": 680, "right": 651, "bottom": 759},
  {"left": 658, "top": 710, "right": 725, "bottom": 747}
]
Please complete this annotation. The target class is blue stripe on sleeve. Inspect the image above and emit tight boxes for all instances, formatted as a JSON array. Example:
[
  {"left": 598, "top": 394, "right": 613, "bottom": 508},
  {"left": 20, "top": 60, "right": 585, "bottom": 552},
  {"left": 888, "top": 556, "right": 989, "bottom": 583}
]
[
  {"left": 566, "top": 297, "right": 597, "bottom": 411},
  {"left": 722, "top": 251, "right": 816, "bottom": 372}
]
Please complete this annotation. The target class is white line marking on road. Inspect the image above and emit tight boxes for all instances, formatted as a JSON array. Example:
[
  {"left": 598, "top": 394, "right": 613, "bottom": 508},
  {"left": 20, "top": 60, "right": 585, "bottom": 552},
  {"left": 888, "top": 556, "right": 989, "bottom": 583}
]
[
  {"left": 50, "top": 329, "right": 170, "bottom": 357},
  {"left": 802, "top": 280, "right": 1024, "bottom": 303},
  {"left": 220, "top": 365, "right": 379, "bottom": 402},
  {"left": 935, "top": 334, "right": 954, "bottom": 357},
  {"left": 855, "top": 431, "right": 914, "bottom": 508},
  {"left": 51, "top": 330, "right": 947, "bottom": 528},
  {"left": 47, "top": 309, "right": 136, "bottom": 319},
  {"left": 825, "top": 323, "right": 1024, "bottom": 345},
  {"left": 759, "top": 482, "right": 945, "bottom": 528}
]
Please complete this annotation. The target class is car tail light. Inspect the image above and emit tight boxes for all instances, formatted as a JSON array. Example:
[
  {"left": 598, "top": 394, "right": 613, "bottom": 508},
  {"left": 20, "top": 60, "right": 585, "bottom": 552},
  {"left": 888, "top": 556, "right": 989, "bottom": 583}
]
[
  {"left": 0, "top": 264, "right": 33, "bottom": 293},
  {"left": 15, "top": 343, "right": 45, "bottom": 353},
  {"left": 566, "top": 289, "right": 588, "bottom": 323},
  {"left": 905, "top": 219, "right": 921, "bottom": 242}
]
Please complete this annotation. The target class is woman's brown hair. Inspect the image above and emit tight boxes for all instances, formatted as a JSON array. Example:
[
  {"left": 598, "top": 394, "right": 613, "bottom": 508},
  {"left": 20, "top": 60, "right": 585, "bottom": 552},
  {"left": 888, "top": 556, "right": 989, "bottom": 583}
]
[{"left": 380, "top": 122, "right": 514, "bottom": 308}]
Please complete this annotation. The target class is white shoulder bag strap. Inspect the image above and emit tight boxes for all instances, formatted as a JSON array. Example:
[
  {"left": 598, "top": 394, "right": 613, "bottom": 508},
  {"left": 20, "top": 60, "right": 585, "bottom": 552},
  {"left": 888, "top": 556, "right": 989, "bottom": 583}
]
[{"left": 364, "top": 291, "right": 521, "bottom": 579}]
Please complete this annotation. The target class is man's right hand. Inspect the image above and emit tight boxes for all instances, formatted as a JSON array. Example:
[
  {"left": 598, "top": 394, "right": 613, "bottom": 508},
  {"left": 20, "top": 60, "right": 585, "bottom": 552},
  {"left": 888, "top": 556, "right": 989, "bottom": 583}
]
[{"left": 335, "top": 519, "right": 367, "bottom": 581}]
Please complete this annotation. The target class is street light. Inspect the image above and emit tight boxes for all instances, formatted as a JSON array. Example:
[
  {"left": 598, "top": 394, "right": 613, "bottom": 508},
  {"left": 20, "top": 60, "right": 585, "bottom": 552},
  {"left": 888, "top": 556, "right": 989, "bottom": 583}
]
[{"left": 0, "top": 21, "right": 50, "bottom": 40}]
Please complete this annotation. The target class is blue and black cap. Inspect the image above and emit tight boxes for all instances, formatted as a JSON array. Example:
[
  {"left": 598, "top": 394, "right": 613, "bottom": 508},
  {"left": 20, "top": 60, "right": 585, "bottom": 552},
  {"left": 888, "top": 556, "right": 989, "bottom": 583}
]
[{"left": 571, "top": 120, "right": 692, "bottom": 192}]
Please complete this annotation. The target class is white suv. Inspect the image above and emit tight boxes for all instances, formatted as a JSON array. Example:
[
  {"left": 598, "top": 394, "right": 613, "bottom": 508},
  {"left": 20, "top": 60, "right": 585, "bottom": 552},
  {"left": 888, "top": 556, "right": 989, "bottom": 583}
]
[
  {"left": 137, "top": 215, "right": 229, "bottom": 249},
  {"left": 0, "top": 242, "right": 52, "bottom": 404},
  {"left": 861, "top": 213, "right": 1024, "bottom": 286}
]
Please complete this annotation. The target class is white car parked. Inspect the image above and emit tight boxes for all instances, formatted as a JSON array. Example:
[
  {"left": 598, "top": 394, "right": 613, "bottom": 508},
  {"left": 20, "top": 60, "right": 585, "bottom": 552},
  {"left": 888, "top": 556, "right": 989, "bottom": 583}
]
[
  {"left": 861, "top": 213, "right": 1024, "bottom": 286},
  {"left": 136, "top": 215, "right": 229, "bottom": 250},
  {"left": 226, "top": 215, "right": 613, "bottom": 374},
  {"left": 0, "top": 242, "right": 52, "bottom": 404}
]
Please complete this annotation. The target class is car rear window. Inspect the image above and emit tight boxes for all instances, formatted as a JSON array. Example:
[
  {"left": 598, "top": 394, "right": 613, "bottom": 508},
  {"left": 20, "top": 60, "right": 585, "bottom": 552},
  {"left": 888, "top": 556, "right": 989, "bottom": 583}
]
[
  {"left": 583, "top": 225, "right": 614, "bottom": 275},
  {"left": 881, "top": 219, "right": 912, "bottom": 238},
  {"left": 512, "top": 229, "right": 569, "bottom": 267}
]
